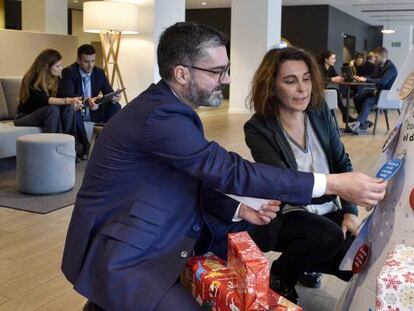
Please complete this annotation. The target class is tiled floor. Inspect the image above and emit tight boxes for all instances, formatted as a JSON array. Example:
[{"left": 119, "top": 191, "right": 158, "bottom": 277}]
[{"left": 265, "top": 251, "right": 347, "bottom": 310}]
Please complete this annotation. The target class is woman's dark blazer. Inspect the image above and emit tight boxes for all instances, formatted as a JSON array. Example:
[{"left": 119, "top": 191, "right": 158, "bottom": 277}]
[{"left": 244, "top": 103, "right": 357, "bottom": 251}]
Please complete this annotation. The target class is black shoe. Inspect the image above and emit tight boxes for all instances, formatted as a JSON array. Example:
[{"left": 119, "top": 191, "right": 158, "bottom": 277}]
[
  {"left": 77, "top": 144, "right": 90, "bottom": 161},
  {"left": 298, "top": 271, "right": 322, "bottom": 288},
  {"left": 342, "top": 115, "right": 357, "bottom": 123},
  {"left": 269, "top": 274, "right": 299, "bottom": 305},
  {"left": 83, "top": 301, "right": 106, "bottom": 311}
]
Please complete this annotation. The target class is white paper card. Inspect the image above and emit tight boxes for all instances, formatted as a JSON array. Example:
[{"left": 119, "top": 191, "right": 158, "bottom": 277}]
[{"left": 224, "top": 194, "right": 269, "bottom": 211}]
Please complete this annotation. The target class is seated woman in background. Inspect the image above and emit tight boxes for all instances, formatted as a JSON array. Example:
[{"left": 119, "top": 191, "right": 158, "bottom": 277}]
[
  {"left": 319, "top": 50, "right": 343, "bottom": 83},
  {"left": 357, "top": 51, "right": 377, "bottom": 77},
  {"left": 244, "top": 47, "right": 360, "bottom": 304},
  {"left": 15, "top": 49, "right": 83, "bottom": 154},
  {"left": 349, "top": 52, "right": 364, "bottom": 75},
  {"left": 319, "top": 50, "right": 355, "bottom": 122}
]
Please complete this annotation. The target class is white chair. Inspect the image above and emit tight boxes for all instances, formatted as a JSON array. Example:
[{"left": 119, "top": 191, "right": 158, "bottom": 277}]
[
  {"left": 324, "top": 89, "right": 340, "bottom": 133},
  {"left": 373, "top": 90, "right": 402, "bottom": 135}
]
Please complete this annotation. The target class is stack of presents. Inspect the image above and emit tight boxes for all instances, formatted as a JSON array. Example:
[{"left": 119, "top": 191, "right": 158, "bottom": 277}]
[
  {"left": 181, "top": 231, "right": 302, "bottom": 311},
  {"left": 376, "top": 244, "right": 414, "bottom": 311}
]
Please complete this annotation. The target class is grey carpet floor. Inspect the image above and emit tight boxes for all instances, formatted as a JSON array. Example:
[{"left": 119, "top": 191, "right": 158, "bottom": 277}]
[{"left": 0, "top": 157, "right": 86, "bottom": 214}]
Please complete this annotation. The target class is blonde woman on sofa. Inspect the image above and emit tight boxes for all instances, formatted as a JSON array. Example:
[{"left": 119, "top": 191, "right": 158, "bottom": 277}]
[{"left": 14, "top": 49, "right": 83, "bottom": 146}]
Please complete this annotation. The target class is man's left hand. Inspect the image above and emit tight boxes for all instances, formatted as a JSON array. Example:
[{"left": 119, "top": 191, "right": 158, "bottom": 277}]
[
  {"left": 88, "top": 96, "right": 101, "bottom": 111},
  {"left": 238, "top": 200, "right": 281, "bottom": 225},
  {"left": 341, "top": 213, "right": 361, "bottom": 237},
  {"left": 112, "top": 94, "right": 121, "bottom": 103},
  {"left": 355, "top": 76, "right": 367, "bottom": 82}
]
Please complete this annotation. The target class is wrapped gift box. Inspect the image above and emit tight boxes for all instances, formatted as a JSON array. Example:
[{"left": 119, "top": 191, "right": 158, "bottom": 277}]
[
  {"left": 181, "top": 234, "right": 302, "bottom": 311},
  {"left": 376, "top": 244, "right": 414, "bottom": 311},
  {"left": 269, "top": 290, "right": 303, "bottom": 311},
  {"left": 228, "top": 231, "right": 270, "bottom": 310},
  {"left": 181, "top": 253, "right": 243, "bottom": 311}
]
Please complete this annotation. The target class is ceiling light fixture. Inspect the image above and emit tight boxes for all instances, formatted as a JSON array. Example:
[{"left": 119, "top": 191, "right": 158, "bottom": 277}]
[
  {"left": 201, "top": 2, "right": 207, "bottom": 5},
  {"left": 381, "top": 1, "right": 395, "bottom": 34},
  {"left": 381, "top": 27, "right": 395, "bottom": 34}
]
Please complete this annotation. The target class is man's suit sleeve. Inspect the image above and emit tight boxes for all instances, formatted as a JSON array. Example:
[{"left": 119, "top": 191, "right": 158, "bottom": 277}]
[
  {"left": 366, "top": 64, "right": 397, "bottom": 90},
  {"left": 60, "top": 68, "right": 79, "bottom": 97},
  {"left": 98, "top": 69, "right": 114, "bottom": 95},
  {"left": 140, "top": 104, "right": 315, "bottom": 206},
  {"left": 201, "top": 185, "right": 240, "bottom": 223}
]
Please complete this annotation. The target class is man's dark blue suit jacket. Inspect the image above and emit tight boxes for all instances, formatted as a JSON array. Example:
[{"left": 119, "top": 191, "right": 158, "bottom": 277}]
[
  {"left": 61, "top": 80, "right": 315, "bottom": 310},
  {"left": 61, "top": 62, "right": 114, "bottom": 98}
]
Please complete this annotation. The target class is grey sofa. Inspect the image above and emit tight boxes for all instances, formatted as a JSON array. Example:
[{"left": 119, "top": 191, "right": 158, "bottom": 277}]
[{"left": 0, "top": 77, "right": 94, "bottom": 159}]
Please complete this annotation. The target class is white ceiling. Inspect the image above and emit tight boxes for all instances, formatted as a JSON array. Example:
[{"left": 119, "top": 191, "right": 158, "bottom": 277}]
[{"left": 67, "top": 0, "right": 414, "bottom": 26}]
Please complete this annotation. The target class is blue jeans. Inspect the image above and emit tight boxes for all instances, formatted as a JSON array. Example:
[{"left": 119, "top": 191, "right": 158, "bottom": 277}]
[{"left": 354, "top": 94, "right": 377, "bottom": 125}]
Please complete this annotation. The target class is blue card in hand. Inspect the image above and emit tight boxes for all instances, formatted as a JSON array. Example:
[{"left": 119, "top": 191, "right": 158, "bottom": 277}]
[{"left": 376, "top": 158, "right": 403, "bottom": 181}]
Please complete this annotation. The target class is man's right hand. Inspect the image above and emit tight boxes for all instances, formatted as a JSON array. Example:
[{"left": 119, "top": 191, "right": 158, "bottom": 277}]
[
  {"left": 325, "top": 172, "right": 387, "bottom": 207},
  {"left": 68, "top": 97, "right": 83, "bottom": 111}
]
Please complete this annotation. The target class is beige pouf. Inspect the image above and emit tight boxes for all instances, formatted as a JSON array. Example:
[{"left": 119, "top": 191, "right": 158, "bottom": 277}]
[{"left": 16, "top": 133, "right": 76, "bottom": 194}]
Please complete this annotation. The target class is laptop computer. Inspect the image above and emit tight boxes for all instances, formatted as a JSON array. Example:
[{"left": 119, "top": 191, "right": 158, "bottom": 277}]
[{"left": 341, "top": 66, "right": 355, "bottom": 82}]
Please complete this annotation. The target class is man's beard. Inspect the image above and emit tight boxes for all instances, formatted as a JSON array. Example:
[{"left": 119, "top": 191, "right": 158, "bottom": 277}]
[{"left": 186, "top": 80, "right": 225, "bottom": 108}]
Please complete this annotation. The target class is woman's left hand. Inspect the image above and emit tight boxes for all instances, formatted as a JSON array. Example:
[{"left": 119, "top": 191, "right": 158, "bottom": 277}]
[{"left": 341, "top": 213, "right": 361, "bottom": 237}]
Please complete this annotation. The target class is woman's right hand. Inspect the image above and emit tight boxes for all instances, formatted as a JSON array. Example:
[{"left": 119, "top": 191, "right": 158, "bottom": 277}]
[
  {"left": 67, "top": 97, "right": 83, "bottom": 111},
  {"left": 331, "top": 76, "right": 343, "bottom": 83}
]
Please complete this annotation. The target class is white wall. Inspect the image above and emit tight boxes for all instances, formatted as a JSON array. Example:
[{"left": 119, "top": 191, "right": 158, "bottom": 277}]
[
  {"left": 45, "top": 0, "right": 67, "bottom": 34},
  {"left": 22, "top": 0, "right": 67, "bottom": 35},
  {"left": 117, "top": 0, "right": 185, "bottom": 102},
  {"left": 0, "top": 29, "right": 78, "bottom": 76},
  {"left": 229, "top": 0, "right": 281, "bottom": 114},
  {"left": 383, "top": 24, "right": 414, "bottom": 71},
  {"left": 71, "top": 10, "right": 100, "bottom": 46}
]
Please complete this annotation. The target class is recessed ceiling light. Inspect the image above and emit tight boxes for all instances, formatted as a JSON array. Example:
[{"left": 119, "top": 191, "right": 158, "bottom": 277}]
[
  {"left": 73, "top": 0, "right": 78, "bottom": 3},
  {"left": 202, "top": 2, "right": 207, "bottom": 5},
  {"left": 381, "top": 29, "right": 395, "bottom": 34}
]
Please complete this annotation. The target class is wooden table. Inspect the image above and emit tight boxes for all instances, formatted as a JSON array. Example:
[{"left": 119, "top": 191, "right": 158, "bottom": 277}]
[{"left": 330, "top": 81, "right": 376, "bottom": 132}]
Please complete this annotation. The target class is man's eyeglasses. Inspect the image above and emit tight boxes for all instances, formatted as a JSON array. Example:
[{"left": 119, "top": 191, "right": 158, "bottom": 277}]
[{"left": 185, "top": 63, "right": 230, "bottom": 83}]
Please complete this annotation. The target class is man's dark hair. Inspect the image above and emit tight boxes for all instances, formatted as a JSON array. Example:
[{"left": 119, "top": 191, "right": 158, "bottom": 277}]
[
  {"left": 373, "top": 46, "right": 388, "bottom": 58},
  {"left": 157, "top": 22, "right": 228, "bottom": 81},
  {"left": 77, "top": 44, "right": 96, "bottom": 58}
]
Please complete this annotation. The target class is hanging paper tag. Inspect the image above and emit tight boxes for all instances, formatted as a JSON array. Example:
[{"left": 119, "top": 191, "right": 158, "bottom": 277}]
[
  {"left": 375, "top": 157, "right": 403, "bottom": 181},
  {"left": 381, "top": 121, "right": 401, "bottom": 153},
  {"left": 352, "top": 243, "right": 371, "bottom": 274}
]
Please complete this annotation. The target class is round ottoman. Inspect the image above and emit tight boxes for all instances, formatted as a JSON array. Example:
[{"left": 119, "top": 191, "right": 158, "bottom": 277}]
[{"left": 16, "top": 133, "right": 76, "bottom": 194}]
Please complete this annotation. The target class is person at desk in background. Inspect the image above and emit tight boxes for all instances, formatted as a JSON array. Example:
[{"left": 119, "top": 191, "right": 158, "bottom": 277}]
[
  {"left": 14, "top": 49, "right": 82, "bottom": 138},
  {"left": 60, "top": 44, "right": 122, "bottom": 160},
  {"left": 349, "top": 46, "right": 398, "bottom": 134},
  {"left": 349, "top": 52, "right": 364, "bottom": 76},
  {"left": 319, "top": 50, "right": 355, "bottom": 122},
  {"left": 61, "top": 22, "right": 387, "bottom": 311},
  {"left": 357, "top": 51, "right": 377, "bottom": 77},
  {"left": 244, "top": 47, "right": 360, "bottom": 304}
]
